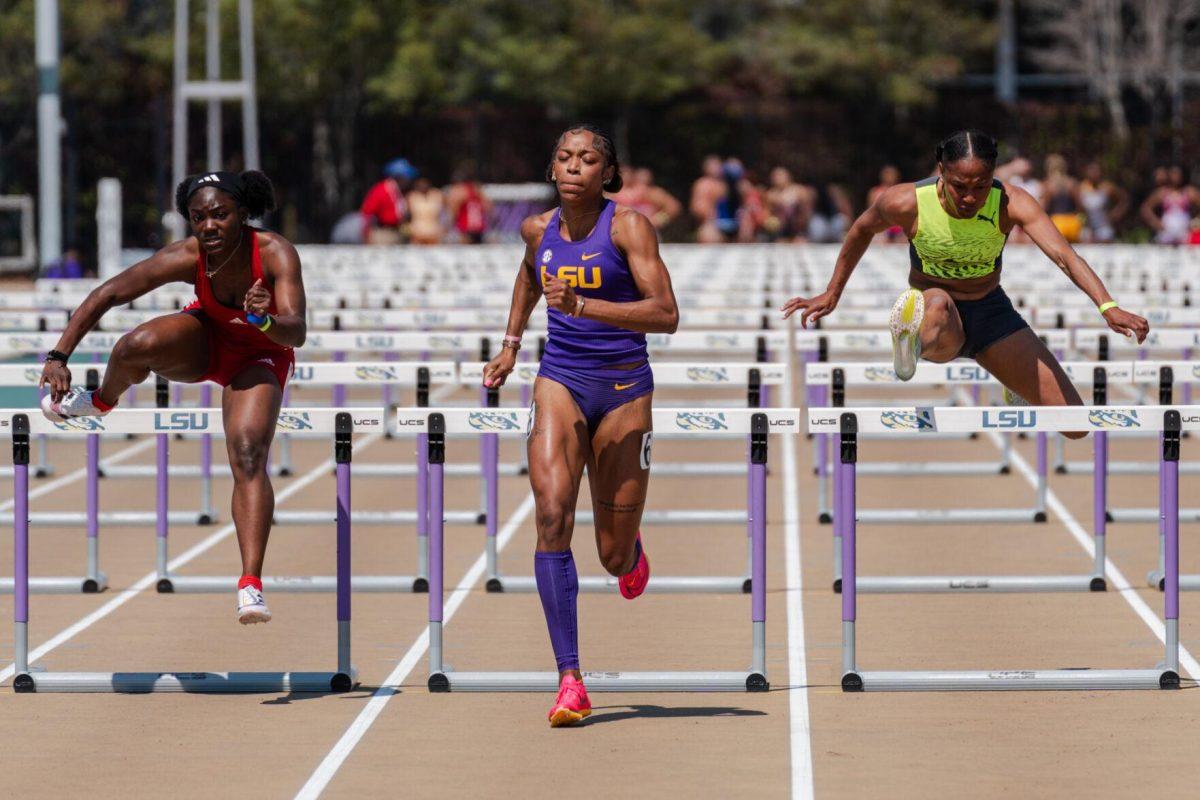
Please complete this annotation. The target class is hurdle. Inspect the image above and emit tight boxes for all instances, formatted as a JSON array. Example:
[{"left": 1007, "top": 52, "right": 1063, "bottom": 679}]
[
  {"left": 448, "top": 361, "right": 787, "bottom": 594},
  {"left": 809, "top": 405, "right": 1189, "bottom": 691},
  {"left": 408, "top": 406, "right": 798, "bottom": 692},
  {"left": 9, "top": 409, "right": 361, "bottom": 693},
  {"left": 152, "top": 407, "right": 421, "bottom": 595}
]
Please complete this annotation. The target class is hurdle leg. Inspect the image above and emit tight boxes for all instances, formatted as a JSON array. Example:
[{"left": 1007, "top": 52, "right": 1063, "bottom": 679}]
[
  {"left": 427, "top": 416, "right": 448, "bottom": 688},
  {"left": 1033, "top": 433, "right": 1048, "bottom": 522},
  {"left": 84, "top": 433, "right": 105, "bottom": 592},
  {"left": 415, "top": 432, "right": 430, "bottom": 592},
  {"left": 278, "top": 383, "right": 294, "bottom": 476},
  {"left": 14, "top": 417, "right": 32, "bottom": 686},
  {"left": 999, "top": 431, "right": 1013, "bottom": 473},
  {"left": 832, "top": 432, "right": 842, "bottom": 590},
  {"left": 1053, "top": 429, "right": 1067, "bottom": 473},
  {"left": 484, "top": 432, "right": 500, "bottom": 586},
  {"left": 1162, "top": 412, "right": 1181, "bottom": 682},
  {"left": 155, "top": 432, "right": 172, "bottom": 591},
  {"left": 331, "top": 350, "right": 346, "bottom": 408},
  {"left": 748, "top": 416, "right": 768, "bottom": 689},
  {"left": 1150, "top": 434, "right": 1168, "bottom": 589},
  {"left": 199, "top": 384, "right": 215, "bottom": 522},
  {"left": 334, "top": 416, "right": 355, "bottom": 689},
  {"left": 816, "top": 433, "right": 830, "bottom": 523},
  {"left": 1091, "top": 431, "right": 1108, "bottom": 588},
  {"left": 839, "top": 415, "right": 861, "bottom": 691},
  {"left": 35, "top": 433, "right": 52, "bottom": 478}
]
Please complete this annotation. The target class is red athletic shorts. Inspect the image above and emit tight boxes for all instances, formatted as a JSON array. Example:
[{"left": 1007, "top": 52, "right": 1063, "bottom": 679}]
[{"left": 185, "top": 310, "right": 294, "bottom": 389}]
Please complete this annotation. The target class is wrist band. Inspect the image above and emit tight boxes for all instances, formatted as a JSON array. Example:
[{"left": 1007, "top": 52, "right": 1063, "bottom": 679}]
[
  {"left": 46, "top": 349, "right": 69, "bottom": 364},
  {"left": 1098, "top": 301, "right": 1118, "bottom": 314},
  {"left": 573, "top": 297, "right": 586, "bottom": 318},
  {"left": 501, "top": 339, "right": 521, "bottom": 352},
  {"left": 247, "top": 313, "right": 273, "bottom": 332},
  {"left": 503, "top": 334, "right": 522, "bottom": 346}
]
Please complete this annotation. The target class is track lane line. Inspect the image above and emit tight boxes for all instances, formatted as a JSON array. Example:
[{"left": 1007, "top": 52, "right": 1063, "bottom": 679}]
[
  {"left": 782, "top": 343, "right": 816, "bottom": 800},
  {"left": 293, "top": 492, "right": 535, "bottom": 800}
]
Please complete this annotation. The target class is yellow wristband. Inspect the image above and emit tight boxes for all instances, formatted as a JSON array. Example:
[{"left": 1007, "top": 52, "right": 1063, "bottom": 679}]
[
  {"left": 1098, "top": 301, "right": 1118, "bottom": 314},
  {"left": 256, "top": 315, "right": 273, "bottom": 333}
]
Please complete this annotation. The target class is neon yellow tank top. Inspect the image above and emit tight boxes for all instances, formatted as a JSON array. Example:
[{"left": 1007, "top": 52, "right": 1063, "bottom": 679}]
[{"left": 909, "top": 177, "right": 1007, "bottom": 280}]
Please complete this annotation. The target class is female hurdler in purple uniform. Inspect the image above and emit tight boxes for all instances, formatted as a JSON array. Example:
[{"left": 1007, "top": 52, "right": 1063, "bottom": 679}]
[{"left": 483, "top": 125, "right": 680, "bottom": 727}]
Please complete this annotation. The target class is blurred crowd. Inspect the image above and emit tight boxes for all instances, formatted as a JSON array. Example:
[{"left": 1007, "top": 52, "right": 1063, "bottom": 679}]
[
  {"left": 343, "top": 158, "right": 492, "bottom": 246},
  {"left": 347, "top": 153, "right": 1200, "bottom": 247}
]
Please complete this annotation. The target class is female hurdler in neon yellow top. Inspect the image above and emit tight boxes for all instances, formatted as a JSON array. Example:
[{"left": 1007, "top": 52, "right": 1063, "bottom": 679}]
[{"left": 782, "top": 129, "right": 1150, "bottom": 440}]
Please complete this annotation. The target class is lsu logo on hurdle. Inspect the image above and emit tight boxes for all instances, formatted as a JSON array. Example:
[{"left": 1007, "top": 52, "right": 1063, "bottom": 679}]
[
  {"left": 276, "top": 412, "right": 314, "bottom": 431},
  {"left": 293, "top": 365, "right": 314, "bottom": 381},
  {"left": 1088, "top": 409, "right": 1141, "bottom": 429},
  {"left": 54, "top": 417, "right": 106, "bottom": 432},
  {"left": 468, "top": 411, "right": 522, "bottom": 431},
  {"left": 674, "top": 412, "right": 728, "bottom": 431},
  {"left": 863, "top": 367, "right": 895, "bottom": 382},
  {"left": 686, "top": 367, "right": 730, "bottom": 384},
  {"left": 355, "top": 366, "right": 399, "bottom": 381},
  {"left": 428, "top": 335, "right": 465, "bottom": 350},
  {"left": 879, "top": 410, "right": 934, "bottom": 431},
  {"left": 981, "top": 410, "right": 1037, "bottom": 429},
  {"left": 153, "top": 412, "right": 209, "bottom": 431}
]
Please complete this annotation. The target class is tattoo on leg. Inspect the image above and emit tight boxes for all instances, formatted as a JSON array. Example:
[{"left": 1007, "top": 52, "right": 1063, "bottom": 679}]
[{"left": 598, "top": 499, "right": 643, "bottom": 514}]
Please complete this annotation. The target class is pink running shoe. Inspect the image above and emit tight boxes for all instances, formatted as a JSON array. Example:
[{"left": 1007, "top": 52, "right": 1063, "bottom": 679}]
[
  {"left": 618, "top": 533, "right": 650, "bottom": 599},
  {"left": 548, "top": 674, "right": 592, "bottom": 727}
]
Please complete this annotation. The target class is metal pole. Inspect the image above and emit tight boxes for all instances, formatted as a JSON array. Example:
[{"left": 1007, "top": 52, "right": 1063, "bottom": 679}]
[
  {"left": 170, "top": 0, "right": 189, "bottom": 242},
  {"left": 36, "top": 0, "right": 63, "bottom": 270},
  {"left": 238, "top": 0, "right": 260, "bottom": 170},
  {"left": 206, "top": 0, "right": 223, "bottom": 171},
  {"left": 996, "top": 0, "right": 1017, "bottom": 104}
]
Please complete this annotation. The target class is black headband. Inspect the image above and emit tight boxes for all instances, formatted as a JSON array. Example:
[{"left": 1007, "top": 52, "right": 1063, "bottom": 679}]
[{"left": 185, "top": 171, "right": 246, "bottom": 207}]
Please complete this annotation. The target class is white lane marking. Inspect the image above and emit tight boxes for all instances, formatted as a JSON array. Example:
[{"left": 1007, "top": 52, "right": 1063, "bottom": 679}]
[
  {"left": 294, "top": 492, "right": 536, "bottom": 800},
  {"left": 781, "top": 345, "right": 816, "bottom": 800},
  {"left": 0, "top": 437, "right": 156, "bottom": 513},
  {"left": 987, "top": 429, "right": 1200, "bottom": 679},
  {"left": 1, "top": 432, "right": 384, "bottom": 683}
]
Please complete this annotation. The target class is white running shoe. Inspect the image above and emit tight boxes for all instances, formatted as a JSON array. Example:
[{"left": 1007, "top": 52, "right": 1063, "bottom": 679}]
[
  {"left": 40, "top": 387, "right": 110, "bottom": 422},
  {"left": 1003, "top": 386, "right": 1030, "bottom": 406},
  {"left": 888, "top": 289, "right": 925, "bottom": 381},
  {"left": 237, "top": 584, "right": 272, "bottom": 624}
]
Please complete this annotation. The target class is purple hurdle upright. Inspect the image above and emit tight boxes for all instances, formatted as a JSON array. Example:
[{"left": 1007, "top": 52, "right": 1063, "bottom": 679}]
[
  {"left": 748, "top": 413, "right": 769, "bottom": 684},
  {"left": 1162, "top": 410, "right": 1181, "bottom": 678},
  {"left": 414, "top": 367, "right": 432, "bottom": 593},
  {"left": 13, "top": 415, "right": 31, "bottom": 684},
  {"left": 837, "top": 414, "right": 860, "bottom": 690},
  {"left": 334, "top": 413, "right": 354, "bottom": 686},
  {"left": 427, "top": 413, "right": 447, "bottom": 679}
]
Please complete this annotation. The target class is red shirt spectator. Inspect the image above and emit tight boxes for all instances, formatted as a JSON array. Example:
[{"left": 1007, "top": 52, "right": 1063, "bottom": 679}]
[{"left": 361, "top": 158, "right": 417, "bottom": 244}]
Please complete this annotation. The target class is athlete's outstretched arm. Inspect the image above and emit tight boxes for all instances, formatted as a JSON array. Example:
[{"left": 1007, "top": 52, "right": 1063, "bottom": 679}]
[
  {"left": 781, "top": 184, "right": 914, "bottom": 327},
  {"left": 47, "top": 242, "right": 196, "bottom": 359},
  {"left": 543, "top": 209, "right": 678, "bottom": 334},
  {"left": 250, "top": 234, "right": 307, "bottom": 348},
  {"left": 1007, "top": 184, "right": 1149, "bottom": 343},
  {"left": 482, "top": 215, "right": 545, "bottom": 387}
]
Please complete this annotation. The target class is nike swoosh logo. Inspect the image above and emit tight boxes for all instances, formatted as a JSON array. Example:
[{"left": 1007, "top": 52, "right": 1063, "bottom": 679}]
[
  {"left": 581, "top": 252, "right": 601, "bottom": 261},
  {"left": 613, "top": 382, "right": 637, "bottom": 391}
]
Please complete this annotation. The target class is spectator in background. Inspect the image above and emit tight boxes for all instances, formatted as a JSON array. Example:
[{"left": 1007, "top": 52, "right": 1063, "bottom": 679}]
[
  {"left": 447, "top": 164, "right": 491, "bottom": 244},
  {"left": 737, "top": 170, "right": 769, "bottom": 242},
  {"left": 868, "top": 165, "right": 904, "bottom": 243},
  {"left": 407, "top": 176, "right": 445, "bottom": 245},
  {"left": 360, "top": 158, "right": 416, "bottom": 244},
  {"left": 611, "top": 167, "right": 682, "bottom": 231},
  {"left": 43, "top": 246, "right": 84, "bottom": 279},
  {"left": 690, "top": 155, "right": 728, "bottom": 243},
  {"left": 765, "top": 167, "right": 811, "bottom": 242},
  {"left": 714, "top": 158, "right": 745, "bottom": 241},
  {"left": 1141, "top": 166, "right": 1200, "bottom": 245},
  {"left": 807, "top": 181, "right": 853, "bottom": 243},
  {"left": 1078, "top": 161, "right": 1128, "bottom": 243},
  {"left": 1042, "top": 154, "right": 1083, "bottom": 243},
  {"left": 996, "top": 156, "right": 1041, "bottom": 243}
]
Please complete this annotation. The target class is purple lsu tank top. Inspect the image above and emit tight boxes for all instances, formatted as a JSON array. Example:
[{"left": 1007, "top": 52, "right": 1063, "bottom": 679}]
[{"left": 536, "top": 199, "right": 648, "bottom": 368}]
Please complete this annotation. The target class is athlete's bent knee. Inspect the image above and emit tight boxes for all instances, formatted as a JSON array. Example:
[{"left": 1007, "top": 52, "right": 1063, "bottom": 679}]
[
  {"left": 112, "top": 327, "right": 162, "bottom": 365},
  {"left": 535, "top": 501, "right": 574, "bottom": 551},
  {"left": 597, "top": 538, "right": 635, "bottom": 576},
  {"left": 227, "top": 437, "right": 269, "bottom": 479}
]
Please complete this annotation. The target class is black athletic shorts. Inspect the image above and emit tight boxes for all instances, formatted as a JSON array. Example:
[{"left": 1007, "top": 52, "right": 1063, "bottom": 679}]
[{"left": 951, "top": 286, "right": 1030, "bottom": 359}]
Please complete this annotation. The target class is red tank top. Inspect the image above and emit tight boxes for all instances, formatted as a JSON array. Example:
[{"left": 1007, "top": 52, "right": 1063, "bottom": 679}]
[{"left": 184, "top": 230, "right": 292, "bottom": 356}]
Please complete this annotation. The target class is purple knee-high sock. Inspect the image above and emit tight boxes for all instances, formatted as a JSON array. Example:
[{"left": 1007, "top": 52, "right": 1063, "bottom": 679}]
[{"left": 535, "top": 549, "right": 580, "bottom": 673}]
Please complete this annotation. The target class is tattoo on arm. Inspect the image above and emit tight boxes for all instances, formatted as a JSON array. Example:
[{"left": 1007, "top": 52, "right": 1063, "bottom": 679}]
[{"left": 598, "top": 500, "right": 643, "bottom": 514}]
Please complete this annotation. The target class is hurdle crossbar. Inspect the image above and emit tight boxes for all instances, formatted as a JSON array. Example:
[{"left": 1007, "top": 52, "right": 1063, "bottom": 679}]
[
  {"left": 414, "top": 408, "right": 797, "bottom": 691},
  {"left": 9, "top": 410, "right": 361, "bottom": 693},
  {"left": 808, "top": 405, "right": 1192, "bottom": 692}
]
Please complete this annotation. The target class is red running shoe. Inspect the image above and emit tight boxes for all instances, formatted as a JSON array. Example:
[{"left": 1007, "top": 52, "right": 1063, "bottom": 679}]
[
  {"left": 618, "top": 533, "right": 650, "bottom": 599},
  {"left": 548, "top": 674, "right": 592, "bottom": 727}
]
